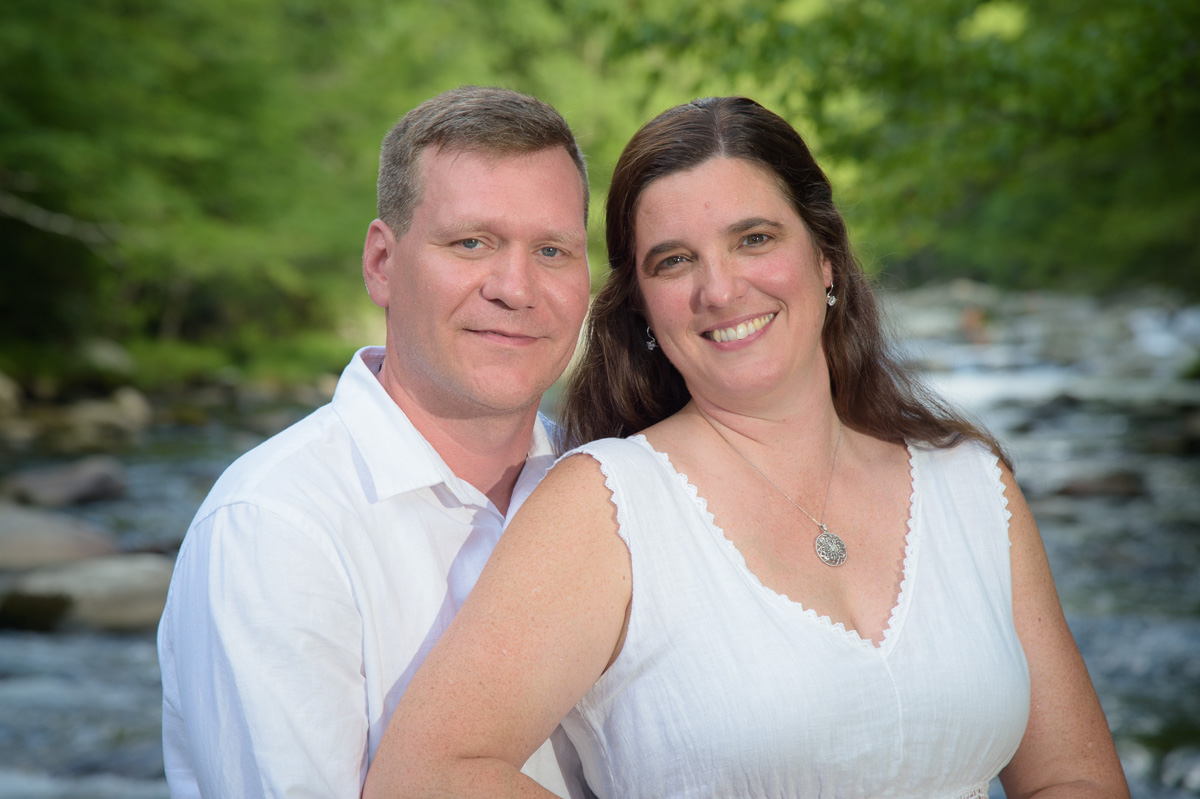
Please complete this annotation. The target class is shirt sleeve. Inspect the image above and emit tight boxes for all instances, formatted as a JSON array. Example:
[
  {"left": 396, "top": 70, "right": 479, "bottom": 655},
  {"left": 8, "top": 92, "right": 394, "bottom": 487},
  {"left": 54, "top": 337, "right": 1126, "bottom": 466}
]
[{"left": 160, "top": 501, "right": 368, "bottom": 798}]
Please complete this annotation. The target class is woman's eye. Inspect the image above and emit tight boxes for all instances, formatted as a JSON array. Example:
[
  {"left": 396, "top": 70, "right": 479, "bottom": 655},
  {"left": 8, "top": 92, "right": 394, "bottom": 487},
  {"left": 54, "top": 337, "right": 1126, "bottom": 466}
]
[
  {"left": 743, "top": 233, "right": 770, "bottom": 246},
  {"left": 657, "top": 254, "right": 688, "bottom": 271}
]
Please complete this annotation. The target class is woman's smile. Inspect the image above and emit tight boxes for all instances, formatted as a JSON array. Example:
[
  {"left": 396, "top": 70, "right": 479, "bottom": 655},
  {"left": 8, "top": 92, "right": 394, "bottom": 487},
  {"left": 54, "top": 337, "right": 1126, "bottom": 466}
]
[{"left": 703, "top": 312, "right": 776, "bottom": 343}]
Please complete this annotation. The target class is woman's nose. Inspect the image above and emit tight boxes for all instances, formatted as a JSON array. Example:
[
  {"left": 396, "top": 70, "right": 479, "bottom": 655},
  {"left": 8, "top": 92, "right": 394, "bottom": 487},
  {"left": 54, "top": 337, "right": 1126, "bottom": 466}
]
[{"left": 695, "top": 255, "right": 746, "bottom": 309}]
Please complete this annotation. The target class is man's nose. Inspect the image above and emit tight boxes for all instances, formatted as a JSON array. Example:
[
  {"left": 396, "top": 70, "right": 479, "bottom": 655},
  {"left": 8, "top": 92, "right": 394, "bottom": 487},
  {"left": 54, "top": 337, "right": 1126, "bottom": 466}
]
[{"left": 481, "top": 249, "right": 538, "bottom": 309}]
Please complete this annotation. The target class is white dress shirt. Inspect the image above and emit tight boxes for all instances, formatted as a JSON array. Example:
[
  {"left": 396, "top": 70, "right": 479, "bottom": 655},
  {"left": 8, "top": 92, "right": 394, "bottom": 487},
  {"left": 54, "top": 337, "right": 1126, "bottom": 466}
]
[{"left": 157, "top": 346, "right": 570, "bottom": 798}]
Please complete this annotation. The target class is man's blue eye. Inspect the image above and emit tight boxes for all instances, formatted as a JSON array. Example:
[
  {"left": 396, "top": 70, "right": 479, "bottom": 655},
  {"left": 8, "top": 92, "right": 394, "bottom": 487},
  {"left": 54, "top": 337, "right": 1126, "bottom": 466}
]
[
  {"left": 460, "top": 238, "right": 482, "bottom": 249},
  {"left": 540, "top": 247, "right": 561, "bottom": 257}
]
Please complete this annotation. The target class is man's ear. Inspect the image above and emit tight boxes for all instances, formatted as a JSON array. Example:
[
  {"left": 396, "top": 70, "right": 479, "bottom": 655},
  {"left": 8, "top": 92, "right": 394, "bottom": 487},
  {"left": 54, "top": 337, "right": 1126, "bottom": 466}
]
[{"left": 363, "top": 219, "right": 396, "bottom": 309}]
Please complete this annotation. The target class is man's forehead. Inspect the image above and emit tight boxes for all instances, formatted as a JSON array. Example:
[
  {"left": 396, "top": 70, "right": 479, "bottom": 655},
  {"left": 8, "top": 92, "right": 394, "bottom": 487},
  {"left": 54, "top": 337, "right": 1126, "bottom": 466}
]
[
  {"left": 419, "top": 143, "right": 568, "bottom": 176},
  {"left": 413, "top": 146, "right": 587, "bottom": 226}
]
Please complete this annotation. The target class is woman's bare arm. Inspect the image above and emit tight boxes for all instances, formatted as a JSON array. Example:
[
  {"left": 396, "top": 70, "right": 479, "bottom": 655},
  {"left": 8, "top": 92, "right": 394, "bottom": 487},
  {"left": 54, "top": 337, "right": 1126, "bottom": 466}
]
[
  {"left": 998, "top": 466, "right": 1130, "bottom": 799},
  {"left": 362, "top": 454, "right": 631, "bottom": 799}
]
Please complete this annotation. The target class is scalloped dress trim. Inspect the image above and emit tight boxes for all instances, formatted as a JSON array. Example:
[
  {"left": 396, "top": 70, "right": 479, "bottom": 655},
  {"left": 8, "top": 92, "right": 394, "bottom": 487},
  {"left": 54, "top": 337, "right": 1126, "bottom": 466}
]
[
  {"left": 561, "top": 447, "right": 630, "bottom": 543},
  {"left": 628, "top": 435, "right": 919, "bottom": 656},
  {"left": 985, "top": 450, "right": 1014, "bottom": 546},
  {"left": 879, "top": 443, "right": 920, "bottom": 652}
]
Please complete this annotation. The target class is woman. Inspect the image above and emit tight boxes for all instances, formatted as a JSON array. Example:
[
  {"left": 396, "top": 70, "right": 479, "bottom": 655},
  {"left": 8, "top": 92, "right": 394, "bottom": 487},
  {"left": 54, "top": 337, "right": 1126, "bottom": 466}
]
[{"left": 363, "top": 97, "right": 1129, "bottom": 798}]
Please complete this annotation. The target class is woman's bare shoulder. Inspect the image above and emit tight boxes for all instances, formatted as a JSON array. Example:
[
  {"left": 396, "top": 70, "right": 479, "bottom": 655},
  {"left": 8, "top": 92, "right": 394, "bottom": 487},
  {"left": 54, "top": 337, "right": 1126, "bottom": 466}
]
[{"left": 516, "top": 449, "right": 621, "bottom": 538}]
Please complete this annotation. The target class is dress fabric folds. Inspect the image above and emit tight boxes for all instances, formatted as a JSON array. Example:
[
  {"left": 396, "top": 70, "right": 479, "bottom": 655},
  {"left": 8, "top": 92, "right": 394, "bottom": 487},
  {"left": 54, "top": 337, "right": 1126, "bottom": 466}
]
[{"left": 558, "top": 437, "right": 1030, "bottom": 799}]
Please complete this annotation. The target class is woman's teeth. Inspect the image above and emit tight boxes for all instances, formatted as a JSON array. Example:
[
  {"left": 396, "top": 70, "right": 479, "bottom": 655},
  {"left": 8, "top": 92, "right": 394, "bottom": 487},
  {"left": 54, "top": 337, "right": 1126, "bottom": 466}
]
[{"left": 706, "top": 313, "right": 776, "bottom": 342}]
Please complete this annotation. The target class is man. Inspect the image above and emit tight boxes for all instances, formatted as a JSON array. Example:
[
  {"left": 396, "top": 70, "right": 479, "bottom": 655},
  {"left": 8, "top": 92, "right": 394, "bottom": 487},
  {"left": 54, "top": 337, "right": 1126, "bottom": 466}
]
[{"left": 157, "top": 86, "right": 592, "bottom": 797}]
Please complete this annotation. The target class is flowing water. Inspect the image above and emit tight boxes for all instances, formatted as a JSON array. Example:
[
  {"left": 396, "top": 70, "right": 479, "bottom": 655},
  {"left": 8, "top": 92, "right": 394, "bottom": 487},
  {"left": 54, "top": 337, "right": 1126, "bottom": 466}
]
[{"left": 1, "top": 286, "right": 1198, "bottom": 797}]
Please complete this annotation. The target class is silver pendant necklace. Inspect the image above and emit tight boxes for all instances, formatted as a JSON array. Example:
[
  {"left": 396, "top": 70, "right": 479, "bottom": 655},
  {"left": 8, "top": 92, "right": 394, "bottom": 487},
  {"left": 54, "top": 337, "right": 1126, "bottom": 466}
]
[{"left": 711, "top": 419, "right": 848, "bottom": 567}]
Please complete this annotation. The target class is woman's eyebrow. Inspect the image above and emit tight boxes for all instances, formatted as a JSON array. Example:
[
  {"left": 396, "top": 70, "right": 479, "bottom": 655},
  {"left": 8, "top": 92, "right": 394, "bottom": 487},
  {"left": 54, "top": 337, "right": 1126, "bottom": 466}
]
[
  {"left": 640, "top": 239, "right": 686, "bottom": 272},
  {"left": 639, "top": 218, "right": 787, "bottom": 272},
  {"left": 724, "top": 217, "right": 783, "bottom": 236}
]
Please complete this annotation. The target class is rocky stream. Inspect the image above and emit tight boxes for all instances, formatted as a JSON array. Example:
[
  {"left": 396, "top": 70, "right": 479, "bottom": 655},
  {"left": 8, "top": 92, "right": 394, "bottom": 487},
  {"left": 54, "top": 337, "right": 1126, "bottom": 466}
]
[{"left": 1, "top": 282, "right": 1198, "bottom": 797}]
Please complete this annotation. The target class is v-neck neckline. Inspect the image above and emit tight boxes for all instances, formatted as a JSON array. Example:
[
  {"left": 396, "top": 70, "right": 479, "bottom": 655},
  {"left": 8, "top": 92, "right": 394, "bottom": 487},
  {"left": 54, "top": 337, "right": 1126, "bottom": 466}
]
[{"left": 629, "top": 434, "right": 921, "bottom": 656}]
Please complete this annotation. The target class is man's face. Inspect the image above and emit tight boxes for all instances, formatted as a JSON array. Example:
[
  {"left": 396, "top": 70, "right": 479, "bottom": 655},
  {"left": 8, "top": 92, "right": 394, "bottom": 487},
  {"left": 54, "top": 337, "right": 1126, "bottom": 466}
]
[{"left": 366, "top": 146, "right": 590, "bottom": 420}]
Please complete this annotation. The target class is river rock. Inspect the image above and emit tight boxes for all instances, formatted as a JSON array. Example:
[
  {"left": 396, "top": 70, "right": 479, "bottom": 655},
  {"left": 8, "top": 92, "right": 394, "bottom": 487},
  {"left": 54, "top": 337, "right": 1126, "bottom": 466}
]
[
  {"left": 0, "top": 503, "right": 117, "bottom": 569},
  {"left": 3, "top": 553, "right": 174, "bottom": 631},
  {"left": 243, "top": 407, "right": 307, "bottom": 437},
  {"left": 55, "top": 387, "right": 153, "bottom": 451},
  {"left": 79, "top": 338, "right": 135, "bottom": 379},
  {"left": 1026, "top": 496, "right": 1081, "bottom": 524},
  {"left": 1056, "top": 470, "right": 1147, "bottom": 498},
  {"left": 0, "top": 416, "right": 38, "bottom": 451},
  {"left": 2, "top": 455, "right": 127, "bottom": 505},
  {"left": 1162, "top": 746, "right": 1200, "bottom": 791},
  {"left": 290, "top": 373, "right": 339, "bottom": 408},
  {"left": 0, "top": 371, "right": 20, "bottom": 418},
  {"left": 1183, "top": 410, "right": 1200, "bottom": 454}
]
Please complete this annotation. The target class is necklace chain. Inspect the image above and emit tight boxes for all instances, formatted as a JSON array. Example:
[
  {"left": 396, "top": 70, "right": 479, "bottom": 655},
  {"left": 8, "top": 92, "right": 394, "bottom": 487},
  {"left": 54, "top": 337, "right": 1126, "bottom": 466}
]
[{"left": 710, "top": 418, "right": 848, "bottom": 567}]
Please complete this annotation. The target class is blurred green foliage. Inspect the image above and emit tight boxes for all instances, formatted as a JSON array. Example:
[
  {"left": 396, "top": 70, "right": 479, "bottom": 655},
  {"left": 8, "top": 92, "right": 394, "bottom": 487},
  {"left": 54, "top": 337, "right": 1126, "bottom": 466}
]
[
  {"left": 2, "top": 0, "right": 1197, "bottom": 391},
  {"left": 606, "top": 0, "right": 1200, "bottom": 292}
]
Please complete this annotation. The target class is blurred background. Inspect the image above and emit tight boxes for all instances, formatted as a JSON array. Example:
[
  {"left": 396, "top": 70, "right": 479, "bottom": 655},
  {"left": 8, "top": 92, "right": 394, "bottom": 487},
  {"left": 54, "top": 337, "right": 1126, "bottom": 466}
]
[{"left": 1, "top": 0, "right": 1198, "bottom": 796}]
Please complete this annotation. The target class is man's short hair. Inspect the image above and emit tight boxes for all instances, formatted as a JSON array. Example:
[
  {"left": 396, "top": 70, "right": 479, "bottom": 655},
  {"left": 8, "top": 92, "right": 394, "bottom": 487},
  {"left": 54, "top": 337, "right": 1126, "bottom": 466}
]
[{"left": 377, "top": 86, "right": 589, "bottom": 234}]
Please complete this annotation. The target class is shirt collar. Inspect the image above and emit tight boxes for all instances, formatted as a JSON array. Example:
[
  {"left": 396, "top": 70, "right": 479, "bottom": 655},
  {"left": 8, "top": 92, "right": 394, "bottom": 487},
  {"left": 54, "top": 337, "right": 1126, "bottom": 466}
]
[
  {"left": 332, "top": 347, "right": 556, "bottom": 513},
  {"left": 508, "top": 413, "right": 558, "bottom": 523}
]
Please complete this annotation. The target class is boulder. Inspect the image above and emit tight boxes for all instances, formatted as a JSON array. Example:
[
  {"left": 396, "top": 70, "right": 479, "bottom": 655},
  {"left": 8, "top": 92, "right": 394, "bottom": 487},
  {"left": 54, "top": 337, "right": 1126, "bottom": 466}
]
[
  {"left": 56, "top": 387, "right": 154, "bottom": 450},
  {"left": 1056, "top": 470, "right": 1147, "bottom": 499},
  {"left": 1184, "top": 410, "right": 1200, "bottom": 454},
  {"left": 1025, "top": 496, "right": 1081, "bottom": 524},
  {"left": 2, "top": 553, "right": 174, "bottom": 631},
  {"left": 0, "top": 416, "right": 38, "bottom": 451},
  {"left": 0, "top": 503, "right": 117, "bottom": 569},
  {"left": 243, "top": 407, "right": 306, "bottom": 437},
  {"left": 290, "top": 373, "right": 339, "bottom": 408},
  {"left": 1162, "top": 746, "right": 1200, "bottom": 792},
  {"left": 79, "top": 338, "right": 135, "bottom": 378},
  {"left": 2, "top": 455, "right": 127, "bottom": 505},
  {"left": 0, "top": 371, "right": 20, "bottom": 418}
]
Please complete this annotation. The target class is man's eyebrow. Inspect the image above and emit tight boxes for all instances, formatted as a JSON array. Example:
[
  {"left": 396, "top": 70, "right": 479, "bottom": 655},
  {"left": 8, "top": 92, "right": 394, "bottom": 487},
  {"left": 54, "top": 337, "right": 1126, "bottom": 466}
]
[
  {"left": 432, "top": 221, "right": 490, "bottom": 239},
  {"left": 540, "top": 229, "right": 586, "bottom": 247},
  {"left": 433, "top": 221, "right": 584, "bottom": 246}
]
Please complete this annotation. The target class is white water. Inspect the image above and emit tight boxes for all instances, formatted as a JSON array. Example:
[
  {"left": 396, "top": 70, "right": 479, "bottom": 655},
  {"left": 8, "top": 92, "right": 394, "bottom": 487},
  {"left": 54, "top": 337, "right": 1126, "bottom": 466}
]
[{"left": 2, "top": 285, "right": 1199, "bottom": 796}]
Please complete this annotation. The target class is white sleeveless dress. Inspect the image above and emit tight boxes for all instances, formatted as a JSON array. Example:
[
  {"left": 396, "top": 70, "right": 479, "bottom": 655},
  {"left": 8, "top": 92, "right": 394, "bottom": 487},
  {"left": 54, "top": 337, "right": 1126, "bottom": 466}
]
[{"left": 557, "top": 437, "right": 1030, "bottom": 799}]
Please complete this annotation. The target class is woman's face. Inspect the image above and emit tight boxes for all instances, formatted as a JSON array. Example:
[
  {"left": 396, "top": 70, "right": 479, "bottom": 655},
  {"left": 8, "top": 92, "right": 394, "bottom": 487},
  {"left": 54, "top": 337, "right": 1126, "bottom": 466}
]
[{"left": 634, "top": 157, "right": 833, "bottom": 411}]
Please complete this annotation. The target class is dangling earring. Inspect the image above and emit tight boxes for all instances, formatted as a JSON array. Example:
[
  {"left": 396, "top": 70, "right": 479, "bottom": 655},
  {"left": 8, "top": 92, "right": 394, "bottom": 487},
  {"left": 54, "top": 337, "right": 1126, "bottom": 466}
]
[
  {"left": 825, "top": 284, "right": 837, "bottom": 307},
  {"left": 645, "top": 326, "right": 658, "bottom": 351}
]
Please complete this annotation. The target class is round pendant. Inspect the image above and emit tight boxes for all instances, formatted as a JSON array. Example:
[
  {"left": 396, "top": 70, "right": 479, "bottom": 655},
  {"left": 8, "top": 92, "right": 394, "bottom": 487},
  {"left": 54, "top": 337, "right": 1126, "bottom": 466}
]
[{"left": 814, "top": 530, "right": 847, "bottom": 567}]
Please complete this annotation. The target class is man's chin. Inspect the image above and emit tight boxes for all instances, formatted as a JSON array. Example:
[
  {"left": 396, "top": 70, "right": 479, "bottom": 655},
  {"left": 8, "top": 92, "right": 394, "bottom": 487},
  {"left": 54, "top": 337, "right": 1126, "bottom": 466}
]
[
  {"left": 456, "top": 355, "right": 571, "bottom": 411},
  {"left": 436, "top": 376, "right": 553, "bottom": 421}
]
